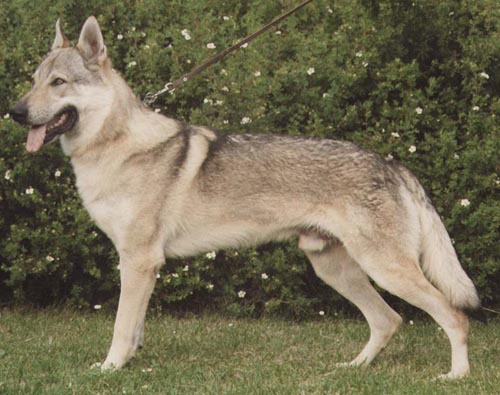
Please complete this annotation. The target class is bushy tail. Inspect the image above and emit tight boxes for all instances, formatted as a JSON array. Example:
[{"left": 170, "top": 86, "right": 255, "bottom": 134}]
[{"left": 419, "top": 204, "right": 480, "bottom": 311}]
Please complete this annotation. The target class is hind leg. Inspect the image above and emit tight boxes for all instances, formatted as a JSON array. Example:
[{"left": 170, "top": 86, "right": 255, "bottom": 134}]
[
  {"left": 345, "top": 243, "right": 470, "bottom": 379},
  {"left": 300, "top": 235, "right": 402, "bottom": 367}
]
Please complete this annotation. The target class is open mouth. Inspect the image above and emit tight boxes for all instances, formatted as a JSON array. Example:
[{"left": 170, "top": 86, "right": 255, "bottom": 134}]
[{"left": 26, "top": 106, "right": 78, "bottom": 153}]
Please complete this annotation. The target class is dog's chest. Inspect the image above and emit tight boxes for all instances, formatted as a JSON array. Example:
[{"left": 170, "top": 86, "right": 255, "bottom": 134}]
[{"left": 72, "top": 160, "right": 136, "bottom": 246}]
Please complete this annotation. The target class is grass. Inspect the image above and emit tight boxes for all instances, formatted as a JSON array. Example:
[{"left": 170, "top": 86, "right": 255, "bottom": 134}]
[{"left": 0, "top": 309, "right": 498, "bottom": 395}]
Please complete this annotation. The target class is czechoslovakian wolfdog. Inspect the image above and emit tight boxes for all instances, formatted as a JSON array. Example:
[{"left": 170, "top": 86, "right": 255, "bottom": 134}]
[{"left": 11, "top": 17, "right": 481, "bottom": 379}]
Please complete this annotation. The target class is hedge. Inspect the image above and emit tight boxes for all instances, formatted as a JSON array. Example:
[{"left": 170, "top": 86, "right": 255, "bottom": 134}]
[{"left": 0, "top": 0, "right": 498, "bottom": 317}]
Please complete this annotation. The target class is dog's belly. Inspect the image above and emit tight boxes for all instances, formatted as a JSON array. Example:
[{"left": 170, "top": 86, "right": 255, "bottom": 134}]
[{"left": 164, "top": 222, "right": 297, "bottom": 258}]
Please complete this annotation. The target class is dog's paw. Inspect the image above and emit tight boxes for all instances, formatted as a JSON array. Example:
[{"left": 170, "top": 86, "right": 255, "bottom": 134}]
[
  {"left": 101, "top": 360, "right": 120, "bottom": 372},
  {"left": 335, "top": 355, "right": 368, "bottom": 368},
  {"left": 90, "top": 361, "right": 117, "bottom": 372},
  {"left": 90, "top": 362, "right": 102, "bottom": 370},
  {"left": 435, "top": 370, "right": 469, "bottom": 380}
]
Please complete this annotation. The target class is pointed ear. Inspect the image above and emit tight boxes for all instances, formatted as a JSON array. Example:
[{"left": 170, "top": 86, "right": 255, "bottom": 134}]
[
  {"left": 77, "top": 16, "right": 107, "bottom": 65},
  {"left": 52, "top": 18, "right": 70, "bottom": 50}
]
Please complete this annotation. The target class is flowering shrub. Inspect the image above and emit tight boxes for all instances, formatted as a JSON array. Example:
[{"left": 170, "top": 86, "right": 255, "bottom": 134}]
[{"left": 0, "top": 0, "right": 498, "bottom": 315}]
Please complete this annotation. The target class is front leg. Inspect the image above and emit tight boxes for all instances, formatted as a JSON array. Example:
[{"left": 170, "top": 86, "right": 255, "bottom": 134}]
[{"left": 102, "top": 255, "right": 159, "bottom": 370}]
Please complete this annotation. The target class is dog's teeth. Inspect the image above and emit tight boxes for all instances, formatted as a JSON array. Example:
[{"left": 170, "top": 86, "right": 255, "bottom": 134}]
[{"left": 49, "top": 113, "right": 68, "bottom": 130}]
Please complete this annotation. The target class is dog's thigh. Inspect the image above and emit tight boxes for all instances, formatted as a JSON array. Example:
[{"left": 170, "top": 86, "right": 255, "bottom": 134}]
[{"left": 300, "top": 237, "right": 402, "bottom": 366}]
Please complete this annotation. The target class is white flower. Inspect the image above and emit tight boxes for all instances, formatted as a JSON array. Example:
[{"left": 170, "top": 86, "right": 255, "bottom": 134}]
[
  {"left": 362, "top": 61, "right": 369, "bottom": 68},
  {"left": 319, "top": 310, "right": 325, "bottom": 316},
  {"left": 254, "top": 70, "right": 261, "bottom": 77},
  {"left": 408, "top": 145, "right": 417, "bottom": 153},
  {"left": 327, "top": 7, "right": 334, "bottom": 14},
  {"left": 221, "top": 69, "right": 228, "bottom": 75},
  {"left": 261, "top": 273, "right": 269, "bottom": 280},
  {"left": 409, "top": 320, "right": 414, "bottom": 326},
  {"left": 172, "top": 273, "right": 179, "bottom": 278},
  {"left": 222, "top": 16, "right": 230, "bottom": 21},
  {"left": 355, "top": 51, "right": 363, "bottom": 57},
  {"left": 391, "top": 132, "right": 400, "bottom": 138},
  {"left": 142, "top": 368, "right": 153, "bottom": 373},
  {"left": 215, "top": 100, "right": 223, "bottom": 106},
  {"left": 141, "top": 32, "right": 147, "bottom": 37},
  {"left": 454, "top": 153, "right": 460, "bottom": 159},
  {"left": 117, "top": 33, "right": 123, "bottom": 40},
  {"left": 460, "top": 199, "right": 470, "bottom": 207},
  {"left": 223, "top": 120, "right": 229, "bottom": 124},
  {"left": 238, "top": 290, "right": 246, "bottom": 298},
  {"left": 322, "top": 93, "right": 330, "bottom": 98},
  {"left": 240, "top": 117, "right": 252, "bottom": 125},
  {"left": 307, "top": 67, "right": 315, "bottom": 75},
  {"left": 4, "top": 170, "right": 11, "bottom": 180},
  {"left": 94, "top": 304, "right": 102, "bottom": 310},
  {"left": 46, "top": 255, "right": 55, "bottom": 262},
  {"left": 472, "top": 105, "right": 480, "bottom": 111},
  {"left": 206, "top": 283, "right": 214, "bottom": 291},
  {"left": 415, "top": 107, "right": 423, "bottom": 115},
  {"left": 207, "top": 42, "right": 216, "bottom": 49},
  {"left": 131, "top": 26, "right": 136, "bottom": 32},
  {"left": 205, "top": 251, "right": 216, "bottom": 260},
  {"left": 54, "top": 169, "right": 61, "bottom": 177},
  {"left": 182, "top": 265, "right": 189, "bottom": 272},
  {"left": 275, "top": 30, "right": 282, "bottom": 35},
  {"left": 126, "top": 60, "right": 137, "bottom": 68},
  {"left": 203, "top": 97, "right": 213, "bottom": 105},
  {"left": 241, "top": 43, "right": 249, "bottom": 49},
  {"left": 479, "top": 72, "right": 489, "bottom": 79},
  {"left": 181, "top": 29, "right": 191, "bottom": 40},
  {"left": 25, "top": 187, "right": 34, "bottom": 195},
  {"left": 385, "top": 153, "right": 394, "bottom": 161},
  {"left": 156, "top": 273, "right": 160, "bottom": 279},
  {"left": 154, "top": 108, "right": 161, "bottom": 113},
  {"left": 3, "top": 113, "right": 10, "bottom": 119},
  {"left": 221, "top": 86, "right": 229, "bottom": 92},
  {"left": 228, "top": 323, "right": 234, "bottom": 327}
]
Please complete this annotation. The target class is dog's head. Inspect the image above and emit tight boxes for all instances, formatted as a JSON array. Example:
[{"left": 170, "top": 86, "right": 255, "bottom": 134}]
[{"left": 11, "top": 17, "right": 115, "bottom": 154}]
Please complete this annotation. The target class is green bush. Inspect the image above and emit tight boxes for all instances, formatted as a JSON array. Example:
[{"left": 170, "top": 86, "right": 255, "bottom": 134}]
[{"left": 1, "top": 0, "right": 498, "bottom": 316}]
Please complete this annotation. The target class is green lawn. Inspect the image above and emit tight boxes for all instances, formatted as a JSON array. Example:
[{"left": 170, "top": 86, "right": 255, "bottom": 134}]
[{"left": 0, "top": 309, "right": 498, "bottom": 394}]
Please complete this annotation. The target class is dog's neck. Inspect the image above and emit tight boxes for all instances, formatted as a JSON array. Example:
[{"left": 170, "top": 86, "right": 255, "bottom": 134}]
[{"left": 61, "top": 67, "right": 178, "bottom": 161}]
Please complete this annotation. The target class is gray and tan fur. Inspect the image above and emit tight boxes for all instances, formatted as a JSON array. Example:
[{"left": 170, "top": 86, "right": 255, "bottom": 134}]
[{"left": 11, "top": 17, "right": 481, "bottom": 379}]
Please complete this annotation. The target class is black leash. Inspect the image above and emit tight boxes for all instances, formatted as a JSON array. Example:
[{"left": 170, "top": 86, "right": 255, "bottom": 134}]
[{"left": 143, "top": 0, "right": 314, "bottom": 105}]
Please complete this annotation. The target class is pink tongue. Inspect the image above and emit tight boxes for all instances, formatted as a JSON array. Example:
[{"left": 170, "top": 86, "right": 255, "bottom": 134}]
[{"left": 26, "top": 125, "right": 47, "bottom": 153}]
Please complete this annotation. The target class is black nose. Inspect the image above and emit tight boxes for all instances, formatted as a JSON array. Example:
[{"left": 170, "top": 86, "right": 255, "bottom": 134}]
[{"left": 10, "top": 101, "right": 29, "bottom": 125}]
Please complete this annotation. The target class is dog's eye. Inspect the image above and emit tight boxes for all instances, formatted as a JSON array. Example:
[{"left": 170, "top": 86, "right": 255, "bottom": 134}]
[{"left": 51, "top": 78, "right": 66, "bottom": 86}]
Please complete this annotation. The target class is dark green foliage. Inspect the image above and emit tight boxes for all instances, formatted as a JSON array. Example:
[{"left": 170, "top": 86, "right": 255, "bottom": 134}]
[{"left": 0, "top": 0, "right": 498, "bottom": 315}]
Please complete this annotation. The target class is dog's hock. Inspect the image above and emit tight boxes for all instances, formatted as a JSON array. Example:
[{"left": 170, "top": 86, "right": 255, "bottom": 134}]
[{"left": 77, "top": 16, "right": 107, "bottom": 65}]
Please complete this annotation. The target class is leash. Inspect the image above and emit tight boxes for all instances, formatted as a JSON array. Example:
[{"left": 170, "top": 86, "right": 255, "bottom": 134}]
[{"left": 143, "top": 0, "right": 314, "bottom": 106}]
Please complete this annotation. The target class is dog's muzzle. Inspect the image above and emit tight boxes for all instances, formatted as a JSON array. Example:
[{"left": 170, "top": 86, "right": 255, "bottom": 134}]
[{"left": 10, "top": 101, "right": 78, "bottom": 153}]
